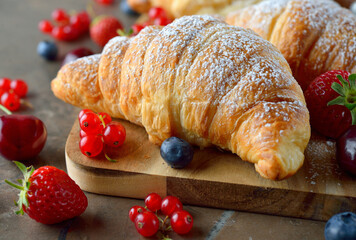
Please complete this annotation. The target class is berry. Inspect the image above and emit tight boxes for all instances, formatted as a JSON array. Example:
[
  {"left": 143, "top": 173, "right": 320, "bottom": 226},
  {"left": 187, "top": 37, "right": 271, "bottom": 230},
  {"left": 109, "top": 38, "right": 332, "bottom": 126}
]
[
  {"left": 336, "top": 125, "right": 356, "bottom": 176},
  {"left": 62, "top": 47, "right": 94, "bottom": 66},
  {"left": 325, "top": 212, "right": 356, "bottom": 240},
  {"left": 51, "top": 8, "right": 69, "bottom": 24},
  {"left": 37, "top": 40, "right": 58, "bottom": 61},
  {"left": 70, "top": 11, "right": 91, "bottom": 34},
  {"left": 129, "top": 206, "right": 146, "bottom": 222},
  {"left": 52, "top": 25, "right": 79, "bottom": 41},
  {"left": 0, "top": 114, "right": 47, "bottom": 161},
  {"left": 148, "top": 7, "right": 167, "bottom": 20},
  {"left": 304, "top": 70, "right": 352, "bottom": 139},
  {"left": 132, "top": 24, "right": 145, "bottom": 35},
  {"left": 90, "top": 16, "right": 123, "bottom": 47},
  {"left": 98, "top": 112, "right": 112, "bottom": 125},
  {"left": 1, "top": 92, "right": 20, "bottom": 111},
  {"left": 96, "top": 0, "right": 114, "bottom": 5},
  {"left": 120, "top": 0, "right": 139, "bottom": 16},
  {"left": 79, "top": 112, "right": 103, "bottom": 135},
  {"left": 103, "top": 122, "right": 126, "bottom": 147},
  {"left": 5, "top": 161, "right": 87, "bottom": 224},
  {"left": 79, "top": 130, "right": 88, "bottom": 138},
  {"left": 153, "top": 16, "right": 171, "bottom": 26},
  {"left": 79, "top": 135, "right": 103, "bottom": 157},
  {"left": 145, "top": 193, "right": 162, "bottom": 212},
  {"left": 134, "top": 211, "right": 159, "bottom": 237},
  {"left": 78, "top": 109, "right": 93, "bottom": 121},
  {"left": 171, "top": 210, "right": 193, "bottom": 235},
  {"left": 161, "top": 196, "right": 183, "bottom": 217},
  {"left": 160, "top": 137, "right": 194, "bottom": 168},
  {"left": 0, "top": 77, "right": 11, "bottom": 91},
  {"left": 38, "top": 20, "right": 53, "bottom": 34},
  {"left": 10, "top": 79, "right": 28, "bottom": 98}
]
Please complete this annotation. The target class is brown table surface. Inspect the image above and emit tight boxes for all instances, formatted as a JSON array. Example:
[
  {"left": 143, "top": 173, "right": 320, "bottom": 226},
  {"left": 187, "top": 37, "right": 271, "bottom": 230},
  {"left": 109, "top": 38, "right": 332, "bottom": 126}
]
[{"left": 2, "top": 0, "right": 354, "bottom": 239}]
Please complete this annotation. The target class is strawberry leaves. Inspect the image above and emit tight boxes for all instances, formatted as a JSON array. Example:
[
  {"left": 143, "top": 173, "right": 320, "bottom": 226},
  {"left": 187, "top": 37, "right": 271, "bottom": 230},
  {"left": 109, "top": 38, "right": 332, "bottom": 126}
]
[{"left": 328, "top": 74, "right": 356, "bottom": 124}]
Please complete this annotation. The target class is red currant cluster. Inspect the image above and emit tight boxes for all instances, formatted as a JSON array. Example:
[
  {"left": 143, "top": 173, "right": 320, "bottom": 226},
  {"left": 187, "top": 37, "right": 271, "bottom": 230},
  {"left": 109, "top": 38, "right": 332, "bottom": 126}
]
[
  {"left": 96, "top": 0, "right": 114, "bottom": 5},
  {"left": 0, "top": 78, "right": 28, "bottom": 111},
  {"left": 38, "top": 9, "right": 91, "bottom": 41},
  {"left": 78, "top": 109, "right": 126, "bottom": 159},
  {"left": 129, "top": 193, "right": 193, "bottom": 238},
  {"left": 131, "top": 7, "right": 172, "bottom": 35}
]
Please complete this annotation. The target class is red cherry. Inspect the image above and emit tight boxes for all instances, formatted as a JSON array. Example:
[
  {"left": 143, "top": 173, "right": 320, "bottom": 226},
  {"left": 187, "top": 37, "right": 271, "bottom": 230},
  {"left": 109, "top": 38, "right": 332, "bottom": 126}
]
[
  {"left": 134, "top": 211, "right": 159, "bottom": 237},
  {"left": 98, "top": 112, "right": 112, "bottom": 125},
  {"left": 10, "top": 79, "right": 28, "bottom": 98},
  {"left": 79, "top": 112, "right": 103, "bottom": 135},
  {"left": 78, "top": 109, "right": 93, "bottom": 121},
  {"left": 153, "top": 16, "right": 171, "bottom": 26},
  {"left": 171, "top": 210, "right": 193, "bottom": 235},
  {"left": 0, "top": 77, "right": 11, "bottom": 91},
  {"left": 79, "top": 135, "right": 103, "bottom": 157},
  {"left": 79, "top": 130, "right": 88, "bottom": 138},
  {"left": 129, "top": 206, "right": 146, "bottom": 222},
  {"left": 161, "top": 196, "right": 183, "bottom": 216},
  {"left": 1, "top": 92, "right": 20, "bottom": 111},
  {"left": 38, "top": 20, "right": 53, "bottom": 34},
  {"left": 148, "top": 7, "right": 167, "bottom": 20},
  {"left": 51, "top": 8, "right": 69, "bottom": 23},
  {"left": 103, "top": 122, "right": 126, "bottom": 147},
  {"left": 145, "top": 193, "right": 162, "bottom": 212}
]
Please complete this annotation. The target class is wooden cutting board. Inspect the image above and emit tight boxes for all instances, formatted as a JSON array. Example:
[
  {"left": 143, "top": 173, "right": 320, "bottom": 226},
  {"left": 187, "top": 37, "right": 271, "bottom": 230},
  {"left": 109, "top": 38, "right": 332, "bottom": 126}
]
[{"left": 65, "top": 119, "right": 356, "bottom": 221}]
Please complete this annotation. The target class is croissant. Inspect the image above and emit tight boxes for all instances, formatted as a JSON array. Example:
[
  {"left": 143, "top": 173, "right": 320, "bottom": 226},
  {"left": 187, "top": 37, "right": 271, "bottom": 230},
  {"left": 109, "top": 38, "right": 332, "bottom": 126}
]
[
  {"left": 127, "top": 0, "right": 263, "bottom": 18},
  {"left": 226, "top": 0, "right": 356, "bottom": 91},
  {"left": 51, "top": 15, "right": 310, "bottom": 180}
]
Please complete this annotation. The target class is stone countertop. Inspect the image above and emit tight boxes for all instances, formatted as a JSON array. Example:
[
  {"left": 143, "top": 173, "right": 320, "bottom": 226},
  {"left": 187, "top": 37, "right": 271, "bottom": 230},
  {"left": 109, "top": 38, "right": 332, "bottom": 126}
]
[{"left": 0, "top": 0, "right": 333, "bottom": 239}]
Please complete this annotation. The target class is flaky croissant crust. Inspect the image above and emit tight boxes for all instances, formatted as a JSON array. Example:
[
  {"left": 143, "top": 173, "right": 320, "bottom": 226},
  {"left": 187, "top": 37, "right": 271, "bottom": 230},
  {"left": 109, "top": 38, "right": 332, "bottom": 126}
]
[{"left": 51, "top": 15, "right": 310, "bottom": 180}]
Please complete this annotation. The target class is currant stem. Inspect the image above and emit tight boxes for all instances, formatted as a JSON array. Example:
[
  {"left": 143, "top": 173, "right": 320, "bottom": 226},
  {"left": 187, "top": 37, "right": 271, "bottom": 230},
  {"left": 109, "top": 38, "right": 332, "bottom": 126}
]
[
  {"left": 0, "top": 104, "right": 12, "bottom": 115},
  {"left": 104, "top": 153, "right": 117, "bottom": 162}
]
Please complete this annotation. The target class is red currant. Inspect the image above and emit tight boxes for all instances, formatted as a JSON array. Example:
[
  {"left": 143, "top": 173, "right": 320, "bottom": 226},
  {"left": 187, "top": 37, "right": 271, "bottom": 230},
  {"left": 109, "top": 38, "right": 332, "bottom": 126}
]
[
  {"left": 10, "top": 79, "right": 28, "bottom": 98},
  {"left": 80, "top": 130, "right": 88, "bottom": 138},
  {"left": 132, "top": 24, "right": 145, "bottom": 35},
  {"left": 134, "top": 211, "right": 159, "bottom": 237},
  {"left": 79, "top": 112, "right": 103, "bottom": 135},
  {"left": 129, "top": 206, "right": 146, "bottom": 222},
  {"left": 96, "top": 0, "right": 114, "bottom": 5},
  {"left": 145, "top": 193, "right": 162, "bottom": 212},
  {"left": 153, "top": 16, "right": 171, "bottom": 26},
  {"left": 103, "top": 122, "right": 126, "bottom": 147},
  {"left": 51, "top": 8, "right": 69, "bottom": 23},
  {"left": 98, "top": 112, "right": 112, "bottom": 125},
  {"left": 70, "top": 11, "right": 90, "bottom": 34},
  {"left": 0, "top": 77, "right": 11, "bottom": 91},
  {"left": 78, "top": 109, "right": 93, "bottom": 121},
  {"left": 52, "top": 25, "right": 78, "bottom": 41},
  {"left": 38, "top": 20, "right": 53, "bottom": 34},
  {"left": 148, "top": 7, "right": 167, "bottom": 20},
  {"left": 1, "top": 92, "right": 20, "bottom": 111},
  {"left": 171, "top": 210, "right": 193, "bottom": 235},
  {"left": 161, "top": 196, "right": 183, "bottom": 216},
  {"left": 79, "top": 135, "right": 103, "bottom": 157}
]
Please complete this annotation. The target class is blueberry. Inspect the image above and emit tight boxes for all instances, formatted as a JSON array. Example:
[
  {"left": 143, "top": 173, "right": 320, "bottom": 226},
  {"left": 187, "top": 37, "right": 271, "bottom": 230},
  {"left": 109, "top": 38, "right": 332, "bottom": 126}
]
[
  {"left": 325, "top": 212, "right": 356, "bottom": 240},
  {"left": 37, "top": 40, "right": 58, "bottom": 61},
  {"left": 120, "top": 0, "right": 139, "bottom": 16},
  {"left": 160, "top": 137, "right": 194, "bottom": 169}
]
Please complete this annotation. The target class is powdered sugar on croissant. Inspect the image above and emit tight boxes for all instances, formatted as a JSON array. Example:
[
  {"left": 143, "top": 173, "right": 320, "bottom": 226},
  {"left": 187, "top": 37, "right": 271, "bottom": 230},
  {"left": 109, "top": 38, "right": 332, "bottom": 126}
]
[{"left": 51, "top": 15, "right": 310, "bottom": 180}]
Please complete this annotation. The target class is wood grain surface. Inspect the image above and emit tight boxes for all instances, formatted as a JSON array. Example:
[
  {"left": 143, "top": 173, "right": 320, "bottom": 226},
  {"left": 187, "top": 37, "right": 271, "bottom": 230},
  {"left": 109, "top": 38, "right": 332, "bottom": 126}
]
[{"left": 66, "top": 119, "right": 356, "bottom": 221}]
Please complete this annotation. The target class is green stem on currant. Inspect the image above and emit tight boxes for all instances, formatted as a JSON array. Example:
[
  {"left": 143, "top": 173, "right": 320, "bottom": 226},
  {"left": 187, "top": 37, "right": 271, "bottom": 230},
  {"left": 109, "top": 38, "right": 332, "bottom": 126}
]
[
  {"left": 104, "top": 153, "right": 117, "bottom": 162},
  {"left": 4, "top": 161, "right": 34, "bottom": 215},
  {"left": 0, "top": 104, "right": 12, "bottom": 115},
  {"left": 328, "top": 74, "right": 356, "bottom": 125}
]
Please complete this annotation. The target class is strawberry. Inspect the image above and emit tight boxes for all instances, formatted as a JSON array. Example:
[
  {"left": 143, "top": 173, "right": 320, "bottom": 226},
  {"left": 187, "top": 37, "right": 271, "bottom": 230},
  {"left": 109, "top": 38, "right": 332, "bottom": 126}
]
[
  {"left": 5, "top": 161, "right": 87, "bottom": 224},
  {"left": 90, "top": 15, "right": 123, "bottom": 47},
  {"left": 304, "top": 70, "right": 356, "bottom": 139}
]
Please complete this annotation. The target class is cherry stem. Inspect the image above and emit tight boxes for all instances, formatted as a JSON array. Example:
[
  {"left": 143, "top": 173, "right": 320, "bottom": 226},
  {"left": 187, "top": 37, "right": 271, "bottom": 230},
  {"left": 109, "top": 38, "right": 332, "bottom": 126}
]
[
  {"left": 20, "top": 99, "right": 33, "bottom": 109},
  {"left": 0, "top": 104, "right": 12, "bottom": 115}
]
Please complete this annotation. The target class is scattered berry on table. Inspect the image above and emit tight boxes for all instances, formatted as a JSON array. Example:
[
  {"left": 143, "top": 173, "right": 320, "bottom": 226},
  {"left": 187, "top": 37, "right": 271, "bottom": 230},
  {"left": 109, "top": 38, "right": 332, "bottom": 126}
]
[
  {"left": 148, "top": 7, "right": 167, "bottom": 20},
  {"left": 37, "top": 40, "right": 58, "bottom": 61},
  {"left": 145, "top": 193, "right": 162, "bottom": 212},
  {"left": 51, "top": 8, "right": 70, "bottom": 24},
  {"left": 96, "top": 0, "right": 115, "bottom": 5},
  {"left": 103, "top": 122, "right": 126, "bottom": 147},
  {"left": 0, "top": 77, "right": 11, "bottom": 91},
  {"left": 79, "top": 135, "right": 104, "bottom": 157},
  {"left": 62, "top": 47, "right": 94, "bottom": 66},
  {"left": 90, "top": 15, "right": 123, "bottom": 47},
  {"left": 160, "top": 136, "right": 194, "bottom": 168},
  {"left": 129, "top": 206, "right": 146, "bottom": 222},
  {"left": 38, "top": 20, "right": 53, "bottom": 34},
  {"left": 10, "top": 79, "right": 28, "bottom": 98},
  {"left": 5, "top": 161, "right": 87, "bottom": 224},
  {"left": 134, "top": 211, "right": 160, "bottom": 237},
  {"left": 161, "top": 195, "right": 183, "bottom": 217},
  {"left": 171, "top": 210, "right": 194, "bottom": 235},
  {"left": 70, "top": 11, "right": 90, "bottom": 34},
  {"left": 304, "top": 70, "right": 351, "bottom": 139},
  {"left": 336, "top": 125, "right": 356, "bottom": 176},
  {"left": 120, "top": 0, "right": 139, "bottom": 16},
  {"left": 1, "top": 92, "right": 20, "bottom": 111},
  {"left": 325, "top": 212, "right": 356, "bottom": 240}
]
